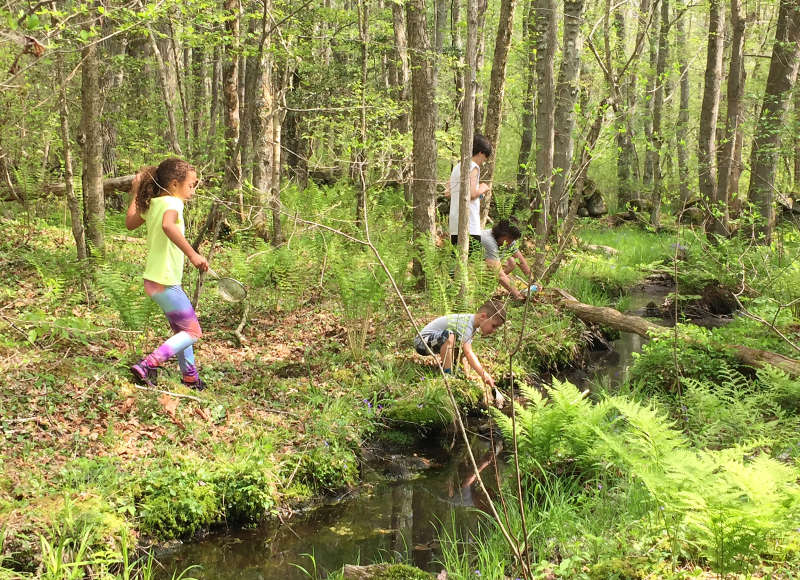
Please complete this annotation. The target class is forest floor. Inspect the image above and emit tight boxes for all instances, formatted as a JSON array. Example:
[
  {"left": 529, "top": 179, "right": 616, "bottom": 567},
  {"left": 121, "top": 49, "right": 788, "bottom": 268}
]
[{"left": 2, "top": 208, "right": 800, "bottom": 579}]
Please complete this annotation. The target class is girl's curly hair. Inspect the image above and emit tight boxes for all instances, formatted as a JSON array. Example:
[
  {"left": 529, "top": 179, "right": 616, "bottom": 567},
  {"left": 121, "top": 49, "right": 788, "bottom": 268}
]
[{"left": 134, "top": 158, "right": 195, "bottom": 215}]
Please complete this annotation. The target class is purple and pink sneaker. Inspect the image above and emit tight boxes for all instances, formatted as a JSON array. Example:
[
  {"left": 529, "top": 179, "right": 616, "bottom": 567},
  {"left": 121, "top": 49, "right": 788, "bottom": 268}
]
[{"left": 131, "top": 362, "right": 158, "bottom": 387}]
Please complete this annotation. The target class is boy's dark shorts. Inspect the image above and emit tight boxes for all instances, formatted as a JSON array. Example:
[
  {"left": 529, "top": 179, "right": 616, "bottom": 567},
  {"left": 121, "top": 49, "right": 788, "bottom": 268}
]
[{"left": 414, "top": 329, "right": 452, "bottom": 356}]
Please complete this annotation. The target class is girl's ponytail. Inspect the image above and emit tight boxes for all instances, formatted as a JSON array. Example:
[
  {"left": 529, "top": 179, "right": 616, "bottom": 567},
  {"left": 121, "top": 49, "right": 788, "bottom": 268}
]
[
  {"left": 134, "top": 165, "right": 160, "bottom": 215},
  {"left": 134, "top": 158, "right": 195, "bottom": 215}
]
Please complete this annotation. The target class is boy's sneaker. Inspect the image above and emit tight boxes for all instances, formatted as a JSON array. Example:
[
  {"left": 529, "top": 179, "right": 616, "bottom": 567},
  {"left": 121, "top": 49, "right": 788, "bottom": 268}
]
[
  {"left": 181, "top": 376, "right": 206, "bottom": 391},
  {"left": 131, "top": 362, "right": 158, "bottom": 387}
]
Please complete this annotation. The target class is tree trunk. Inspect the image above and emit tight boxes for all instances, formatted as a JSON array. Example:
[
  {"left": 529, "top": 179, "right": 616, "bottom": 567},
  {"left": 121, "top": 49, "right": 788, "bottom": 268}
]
[
  {"left": 451, "top": 0, "right": 464, "bottom": 117},
  {"left": 613, "top": 6, "right": 633, "bottom": 207},
  {"left": 192, "top": 46, "right": 207, "bottom": 149},
  {"left": 57, "top": 49, "right": 86, "bottom": 260},
  {"left": 390, "top": 0, "right": 412, "bottom": 202},
  {"left": 480, "top": 0, "right": 517, "bottom": 226},
  {"left": 80, "top": 38, "right": 105, "bottom": 255},
  {"left": 473, "top": 0, "right": 488, "bottom": 131},
  {"left": 146, "top": 26, "right": 182, "bottom": 155},
  {"left": 457, "top": 0, "right": 479, "bottom": 273},
  {"left": 698, "top": 0, "right": 724, "bottom": 232},
  {"left": 531, "top": 0, "right": 557, "bottom": 240},
  {"left": 354, "top": 0, "right": 369, "bottom": 227},
  {"left": 516, "top": 0, "right": 536, "bottom": 194},
  {"left": 675, "top": 2, "right": 690, "bottom": 208},
  {"left": 222, "top": 0, "right": 241, "bottom": 216},
  {"left": 252, "top": 0, "right": 275, "bottom": 243},
  {"left": 649, "top": 0, "right": 668, "bottom": 228},
  {"left": 210, "top": 45, "right": 221, "bottom": 140},
  {"left": 556, "top": 293, "right": 800, "bottom": 377},
  {"left": 407, "top": 0, "right": 438, "bottom": 275},
  {"left": 714, "top": 0, "right": 746, "bottom": 234},
  {"left": 748, "top": 0, "right": 800, "bottom": 244},
  {"left": 550, "top": 0, "right": 586, "bottom": 221}
]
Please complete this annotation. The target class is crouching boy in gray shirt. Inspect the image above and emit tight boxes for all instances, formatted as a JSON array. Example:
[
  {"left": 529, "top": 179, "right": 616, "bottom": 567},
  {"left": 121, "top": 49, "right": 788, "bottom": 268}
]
[{"left": 414, "top": 299, "right": 507, "bottom": 407}]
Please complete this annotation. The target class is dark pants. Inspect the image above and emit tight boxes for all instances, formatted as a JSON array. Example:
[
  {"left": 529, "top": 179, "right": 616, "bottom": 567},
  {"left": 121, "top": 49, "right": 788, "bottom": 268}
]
[{"left": 450, "top": 234, "right": 482, "bottom": 257}]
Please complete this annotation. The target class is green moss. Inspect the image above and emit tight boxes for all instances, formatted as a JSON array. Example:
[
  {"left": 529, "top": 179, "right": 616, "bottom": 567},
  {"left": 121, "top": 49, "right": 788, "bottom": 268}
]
[{"left": 589, "top": 557, "right": 647, "bottom": 579}]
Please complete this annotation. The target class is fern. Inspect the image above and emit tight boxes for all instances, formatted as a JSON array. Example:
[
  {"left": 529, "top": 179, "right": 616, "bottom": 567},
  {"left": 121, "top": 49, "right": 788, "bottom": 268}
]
[
  {"left": 95, "top": 262, "right": 158, "bottom": 332},
  {"left": 493, "top": 378, "right": 800, "bottom": 572}
]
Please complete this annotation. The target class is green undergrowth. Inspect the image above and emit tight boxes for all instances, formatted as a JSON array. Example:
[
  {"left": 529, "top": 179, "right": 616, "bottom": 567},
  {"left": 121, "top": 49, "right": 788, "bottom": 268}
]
[{"left": 476, "top": 378, "right": 800, "bottom": 577}]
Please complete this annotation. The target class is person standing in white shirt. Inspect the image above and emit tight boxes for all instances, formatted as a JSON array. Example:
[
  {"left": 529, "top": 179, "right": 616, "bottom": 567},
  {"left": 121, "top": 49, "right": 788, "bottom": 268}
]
[{"left": 446, "top": 135, "right": 493, "bottom": 255}]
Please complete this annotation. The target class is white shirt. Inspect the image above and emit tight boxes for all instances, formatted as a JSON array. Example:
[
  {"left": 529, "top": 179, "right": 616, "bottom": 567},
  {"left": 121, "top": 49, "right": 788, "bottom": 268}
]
[{"left": 448, "top": 160, "right": 481, "bottom": 236}]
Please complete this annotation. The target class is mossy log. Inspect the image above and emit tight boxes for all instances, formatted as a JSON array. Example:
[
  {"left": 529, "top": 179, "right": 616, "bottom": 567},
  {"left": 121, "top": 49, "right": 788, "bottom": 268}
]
[{"left": 551, "top": 289, "right": 800, "bottom": 377}]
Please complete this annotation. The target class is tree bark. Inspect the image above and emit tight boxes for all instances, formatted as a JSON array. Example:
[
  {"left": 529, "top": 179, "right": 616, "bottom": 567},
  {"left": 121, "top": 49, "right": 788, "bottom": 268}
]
[
  {"left": 457, "top": 0, "right": 479, "bottom": 272},
  {"left": 550, "top": 0, "right": 586, "bottom": 221},
  {"left": 698, "top": 0, "right": 724, "bottom": 232},
  {"left": 146, "top": 26, "right": 182, "bottom": 155},
  {"left": 407, "top": 0, "right": 438, "bottom": 273},
  {"left": 649, "top": 0, "right": 668, "bottom": 228},
  {"left": 473, "top": 0, "right": 488, "bottom": 131},
  {"left": 481, "top": 0, "right": 517, "bottom": 225},
  {"left": 451, "top": 0, "right": 464, "bottom": 117},
  {"left": 675, "top": 2, "right": 690, "bottom": 208},
  {"left": 748, "top": 0, "right": 800, "bottom": 244},
  {"left": 57, "top": 48, "right": 86, "bottom": 260},
  {"left": 556, "top": 293, "right": 800, "bottom": 377},
  {"left": 222, "top": 0, "right": 241, "bottom": 215},
  {"left": 714, "top": 0, "right": 746, "bottom": 234},
  {"left": 516, "top": 0, "right": 536, "bottom": 194},
  {"left": 80, "top": 37, "right": 105, "bottom": 255},
  {"left": 252, "top": 0, "right": 275, "bottom": 242},
  {"left": 531, "top": 0, "right": 557, "bottom": 238}
]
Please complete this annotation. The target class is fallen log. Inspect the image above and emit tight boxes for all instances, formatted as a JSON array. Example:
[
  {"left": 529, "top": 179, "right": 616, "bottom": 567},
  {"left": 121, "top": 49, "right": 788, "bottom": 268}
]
[
  {"left": 550, "top": 289, "right": 800, "bottom": 377},
  {"left": 44, "top": 174, "right": 136, "bottom": 196}
]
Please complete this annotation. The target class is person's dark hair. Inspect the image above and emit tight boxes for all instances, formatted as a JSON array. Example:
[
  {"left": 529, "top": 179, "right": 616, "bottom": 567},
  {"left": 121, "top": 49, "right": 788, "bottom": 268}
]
[
  {"left": 134, "top": 158, "right": 195, "bottom": 215},
  {"left": 472, "top": 134, "right": 493, "bottom": 158},
  {"left": 478, "top": 298, "right": 507, "bottom": 324},
  {"left": 491, "top": 219, "right": 521, "bottom": 242}
]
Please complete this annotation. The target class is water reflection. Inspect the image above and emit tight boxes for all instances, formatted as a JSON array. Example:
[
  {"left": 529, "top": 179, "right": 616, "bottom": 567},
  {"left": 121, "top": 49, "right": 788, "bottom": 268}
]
[{"left": 155, "top": 435, "right": 503, "bottom": 579}]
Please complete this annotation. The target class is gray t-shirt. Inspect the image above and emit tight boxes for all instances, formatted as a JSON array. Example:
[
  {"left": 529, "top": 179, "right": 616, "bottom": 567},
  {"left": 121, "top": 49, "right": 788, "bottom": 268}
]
[
  {"left": 480, "top": 229, "right": 519, "bottom": 262},
  {"left": 419, "top": 314, "right": 477, "bottom": 344}
]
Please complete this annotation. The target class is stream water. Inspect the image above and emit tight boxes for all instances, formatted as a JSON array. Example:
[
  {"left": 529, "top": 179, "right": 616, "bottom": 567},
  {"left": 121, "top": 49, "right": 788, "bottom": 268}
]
[{"left": 155, "top": 289, "right": 670, "bottom": 579}]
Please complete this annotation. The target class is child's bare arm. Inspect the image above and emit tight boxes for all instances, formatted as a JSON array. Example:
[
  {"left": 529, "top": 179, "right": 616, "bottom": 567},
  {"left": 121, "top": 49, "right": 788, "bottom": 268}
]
[
  {"left": 461, "top": 342, "right": 494, "bottom": 388},
  {"left": 125, "top": 174, "right": 145, "bottom": 230},
  {"left": 162, "top": 209, "right": 208, "bottom": 271}
]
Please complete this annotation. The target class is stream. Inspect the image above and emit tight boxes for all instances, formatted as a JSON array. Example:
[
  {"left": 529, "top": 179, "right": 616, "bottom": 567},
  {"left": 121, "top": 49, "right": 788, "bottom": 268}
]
[{"left": 155, "top": 289, "right": 670, "bottom": 579}]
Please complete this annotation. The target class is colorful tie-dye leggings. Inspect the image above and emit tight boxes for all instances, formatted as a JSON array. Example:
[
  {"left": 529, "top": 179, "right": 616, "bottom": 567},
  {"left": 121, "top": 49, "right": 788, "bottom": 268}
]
[{"left": 140, "top": 280, "right": 202, "bottom": 380}]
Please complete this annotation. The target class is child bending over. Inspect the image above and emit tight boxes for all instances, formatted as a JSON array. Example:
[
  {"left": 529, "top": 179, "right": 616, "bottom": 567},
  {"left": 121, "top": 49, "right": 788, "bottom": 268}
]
[{"left": 414, "top": 299, "right": 506, "bottom": 407}]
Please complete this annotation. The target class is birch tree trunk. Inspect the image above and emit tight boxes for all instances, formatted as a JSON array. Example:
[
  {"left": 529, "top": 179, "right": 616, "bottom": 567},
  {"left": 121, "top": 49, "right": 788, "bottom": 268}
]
[
  {"left": 748, "top": 0, "right": 800, "bottom": 244},
  {"left": 551, "top": 0, "right": 586, "bottom": 220},
  {"left": 407, "top": 0, "right": 438, "bottom": 273},
  {"left": 480, "top": 0, "right": 517, "bottom": 226},
  {"left": 80, "top": 38, "right": 105, "bottom": 255},
  {"left": 698, "top": 0, "right": 724, "bottom": 232},
  {"left": 714, "top": 0, "right": 746, "bottom": 234}
]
